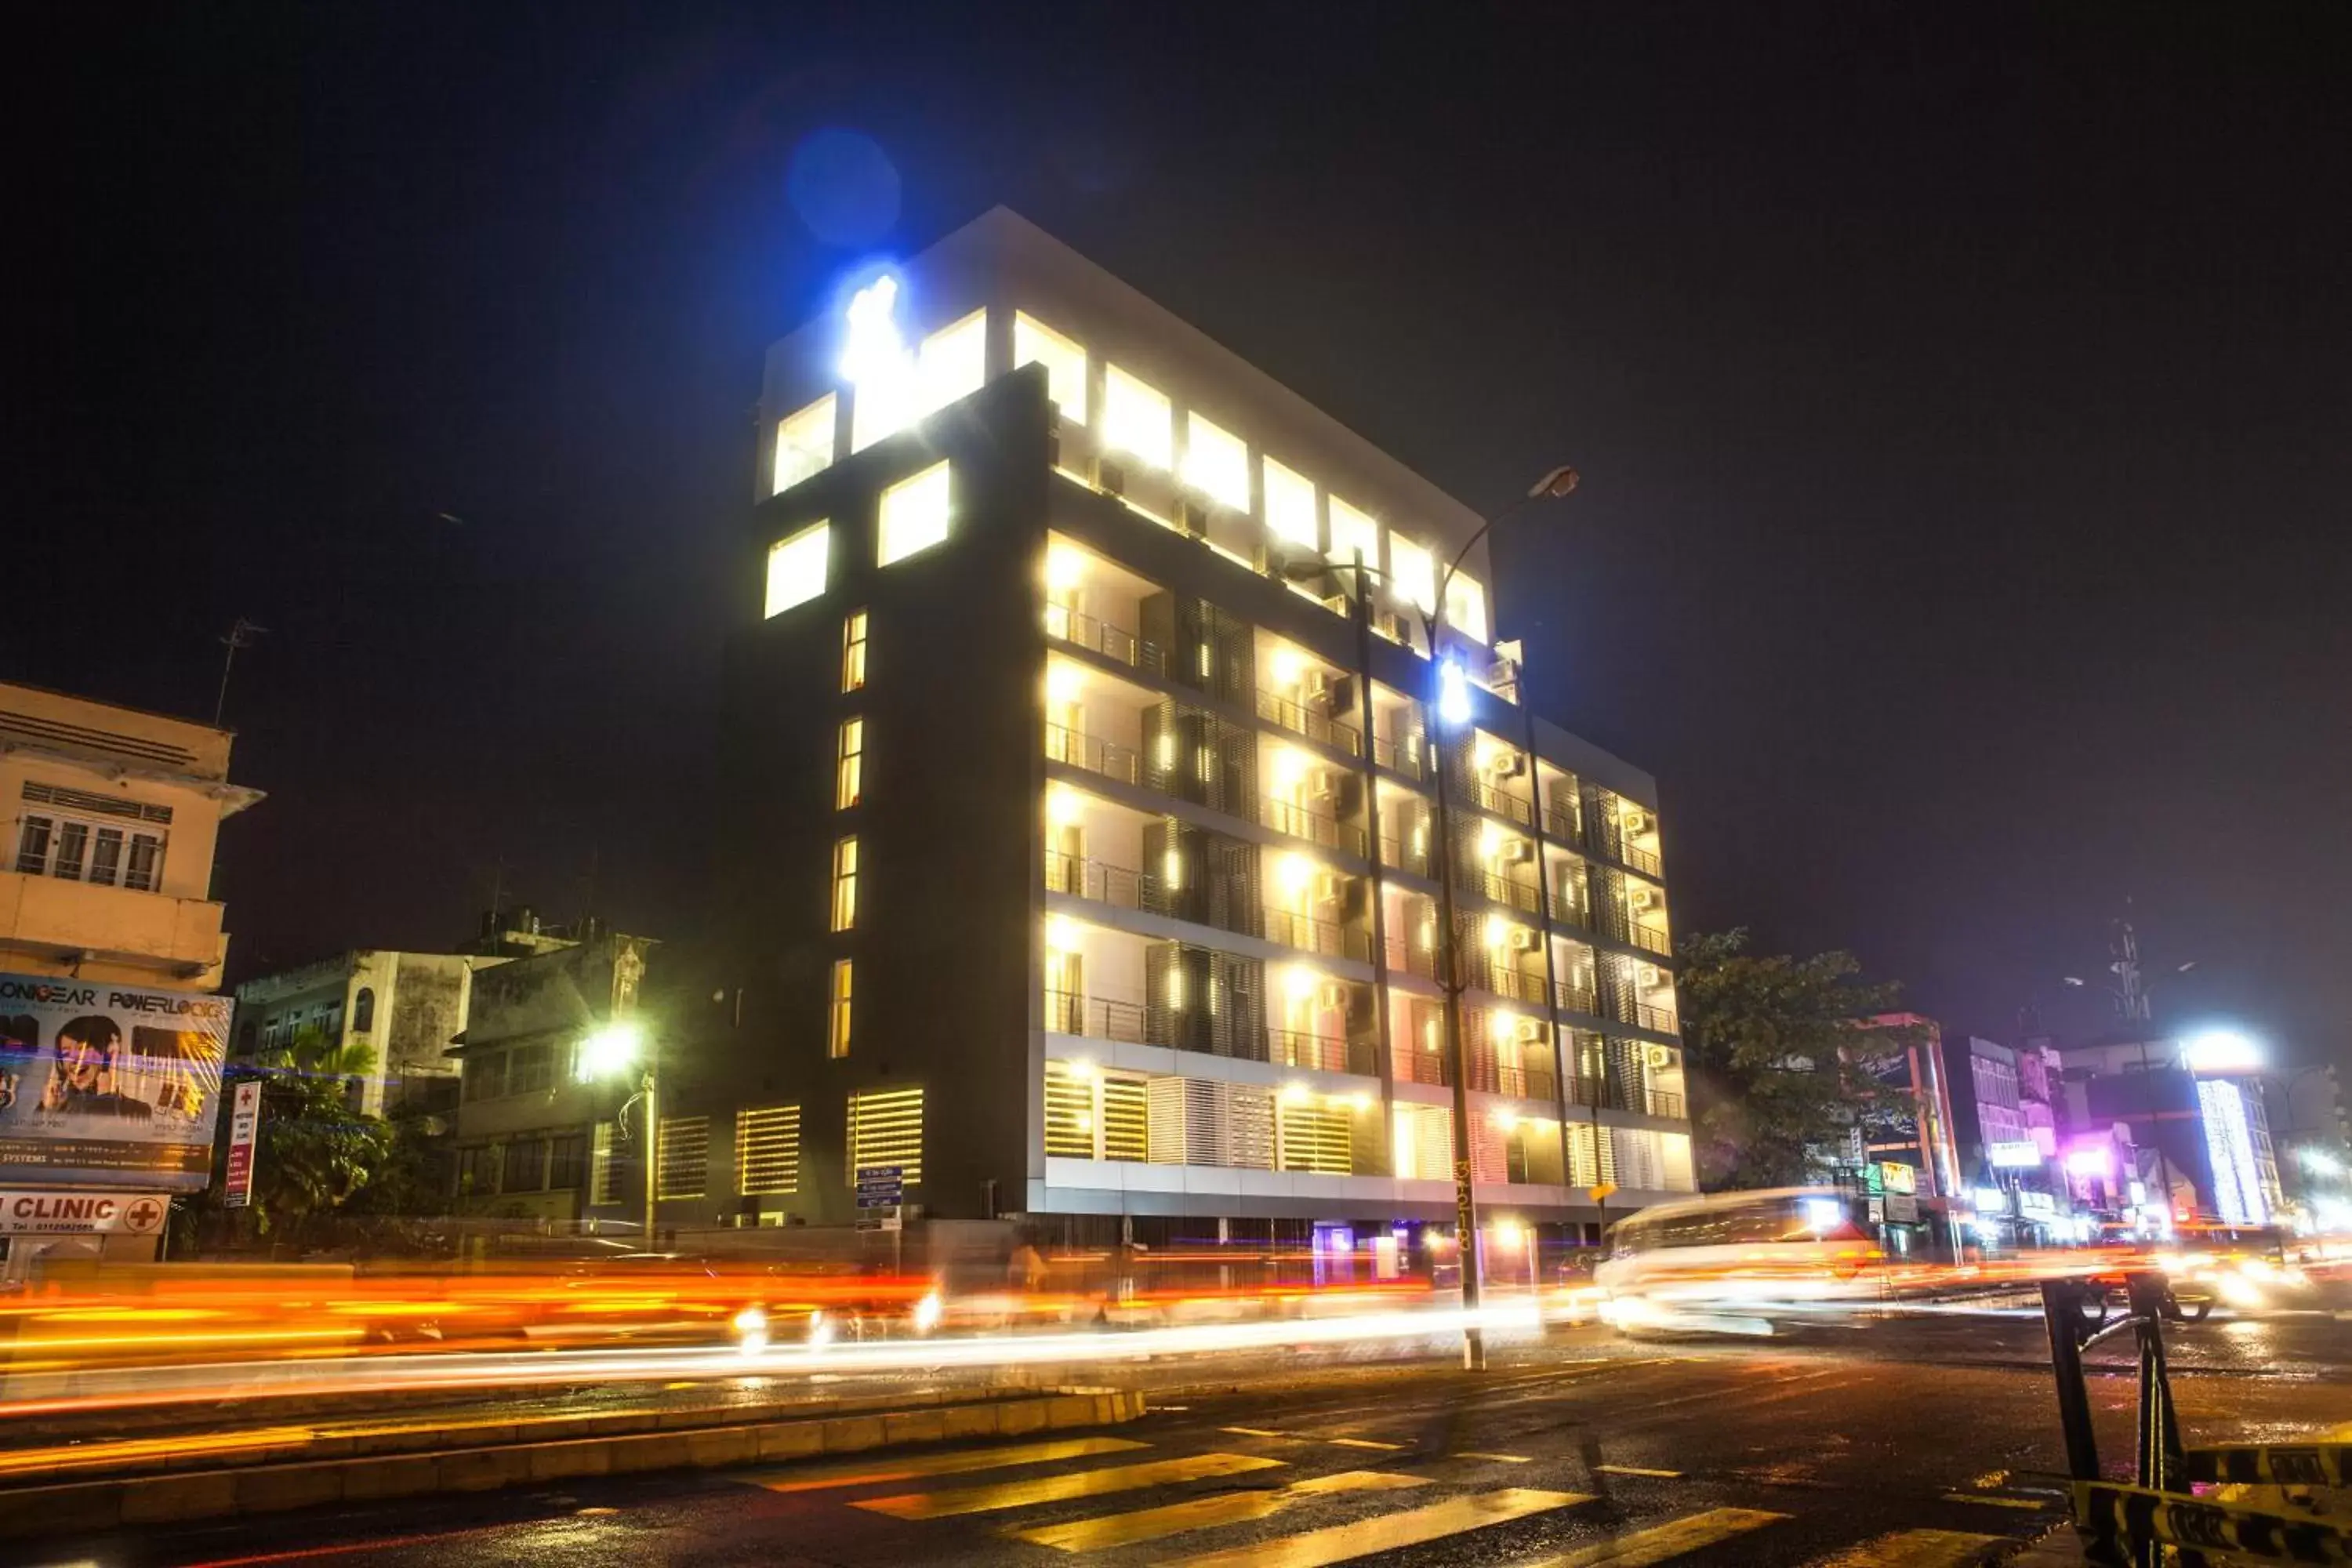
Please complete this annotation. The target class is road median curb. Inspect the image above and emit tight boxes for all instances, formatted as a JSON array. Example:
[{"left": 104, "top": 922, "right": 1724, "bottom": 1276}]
[{"left": 0, "top": 1386, "right": 1145, "bottom": 1539}]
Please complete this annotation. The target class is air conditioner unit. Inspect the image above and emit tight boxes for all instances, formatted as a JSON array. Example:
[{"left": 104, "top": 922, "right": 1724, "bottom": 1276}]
[
  {"left": 1374, "top": 611, "right": 1410, "bottom": 644},
  {"left": 1639, "top": 965, "right": 1664, "bottom": 988},
  {"left": 1490, "top": 656, "right": 1521, "bottom": 691},
  {"left": 1302, "top": 670, "right": 1334, "bottom": 706},
  {"left": 1314, "top": 870, "right": 1344, "bottom": 905},
  {"left": 1624, "top": 811, "right": 1651, "bottom": 836},
  {"left": 1500, "top": 839, "right": 1534, "bottom": 865},
  {"left": 1508, "top": 927, "right": 1542, "bottom": 953},
  {"left": 1306, "top": 768, "right": 1341, "bottom": 800},
  {"left": 1629, "top": 888, "right": 1658, "bottom": 911},
  {"left": 1513, "top": 1017, "right": 1547, "bottom": 1045},
  {"left": 1646, "top": 1044, "right": 1676, "bottom": 1070},
  {"left": 1490, "top": 751, "right": 1526, "bottom": 779}
]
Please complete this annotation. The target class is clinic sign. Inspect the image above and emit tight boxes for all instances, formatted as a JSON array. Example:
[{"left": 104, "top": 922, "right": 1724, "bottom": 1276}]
[
  {"left": 0, "top": 1189, "right": 169, "bottom": 1236},
  {"left": 0, "top": 972, "right": 230, "bottom": 1192}
]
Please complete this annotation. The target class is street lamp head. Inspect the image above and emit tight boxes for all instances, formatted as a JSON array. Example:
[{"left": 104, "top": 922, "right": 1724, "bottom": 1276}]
[
  {"left": 2062, "top": 977, "right": 2086, "bottom": 987},
  {"left": 1526, "top": 465, "right": 1581, "bottom": 500},
  {"left": 1437, "top": 659, "right": 1473, "bottom": 728},
  {"left": 576, "top": 1019, "right": 648, "bottom": 1083},
  {"left": 2180, "top": 1029, "right": 2262, "bottom": 1075}
]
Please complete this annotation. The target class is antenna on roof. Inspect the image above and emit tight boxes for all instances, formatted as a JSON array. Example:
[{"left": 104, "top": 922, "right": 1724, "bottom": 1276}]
[{"left": 213, "top": 617, "right": 269, "bottom": 726}]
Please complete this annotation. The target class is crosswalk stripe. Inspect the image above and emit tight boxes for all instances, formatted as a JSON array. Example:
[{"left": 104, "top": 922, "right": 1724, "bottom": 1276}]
[
  {"left": 747, "top": 1435, "right": 1146, "bottom": 1494},
  {"left": 1519, "top": 1506, "right": 1789, "bottom": 1567},
  {"left": 1936, "top": 1493, "right": 2045, "bottom": 1509},
  {"left": 1326, "top": 1437, "right": 1406, "bottom": 1451},
  {"left": 1806, "top": 1528, "right": 2007, "bottom": 1568},
  {"left": 856, "top": 1451, "right": 1285, "bottom": 1519},
  {"left": 1005, "top": 1470, "right": 1430, "bottom": 1552},
  {"left": 1223, "top": 1426, "right": 1407, "bottom": 1452},
  {"left": 1593, "top": 1465, "right": 1682, "bottom": 1479},
  {"left": 1461, "top": 1452, "right": 1534, "bottom": 1463},
  {"left": 1161, "top": 1487, "right": 1591, "bottom": 1568}
]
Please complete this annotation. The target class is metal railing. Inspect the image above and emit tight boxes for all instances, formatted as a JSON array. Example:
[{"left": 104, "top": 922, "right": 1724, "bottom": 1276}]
[
  {"left": 1045, "top": 606, "right": 1162, "bottom": 673},
  {"left": 1645, "top": 1088, "right": 1686, "bottom": 1120},
  {"left": 1042, "top": 989, "right": 1148, "bottom": 1044},
  {"left": 1382, "top": 932, "right": 1442, "bottom": 982},
  {"left": 1262, "top": 907, "right": 1372, "bottom": 963},
  {"left": 1254, "top": 688, "right": 1363, "bottom": 757},
  {"left": 1465, "top": 867, "right": 1541, "bottom": 916},
  {"left": 1268, "top": 1028, "right": 1373, "bottom": 1076},
  {"left": 1392, "top": 1047, "right": 1449, "bottom": 1087},
  {"left": 1469, "top": 779, "right": 1534, "bottom": 828},
  {"left": 1372, "top": 731, "right": 1427, "bottom": 779},
  {"left": 1543, "top": 804, "right": 1584, "bottom": 847},
  {"left": 1472, "top": 964, "right": 1552, "bottom": 1007},
  {"left": 1624, "top": 843, "right": 1662, "bottom": 877},
  {"left": 1468, "top": 1061, "right": 1558, "bottom": 1102},
  {"left": 1260, "top": 793, "right": 1366, "bottom": 856},
  {"left": 1628, "top": 924, "right": 1672, "bottom": 957},
  {"left": 1044, "top": 724, "right": 1139, "bottom": 786},
  {"left": 1042, "top": 851, "right": 1141, "bottom": 910},
  {"left": 1635, "top": 1002, "right": 1679, "bottom": 1035},
  {"left": 1379, "top": 834, "right": 1432, "bottom": 879},
  {"left": 1548, "top": 888, "right": 1589, "bottom": 930},
  {"left": 1555, "top": 982, "right": 1599, "bottom": 1015}
]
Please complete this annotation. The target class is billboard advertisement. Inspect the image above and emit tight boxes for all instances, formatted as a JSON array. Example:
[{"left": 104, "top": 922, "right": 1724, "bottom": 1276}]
[{"left": 0, "top": 973, "right": 229, "bottom": 1192}]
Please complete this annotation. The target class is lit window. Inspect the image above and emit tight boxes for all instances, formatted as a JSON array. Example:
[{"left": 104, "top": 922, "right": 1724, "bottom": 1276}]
[
  {"left": 1262, "top": 458, "right": 1319, "bottom": 550},
  {"left": 1102, "top": 365, "right": 1173, "bottom": 470},
  {"left": 835, "top": 718, "right": 863, "bottom": 809},
  {"left": 1446, "top": 570, "right": 1490, "bottom": 644},
  {"left": 1182, "top": 412, "right": 1250, "bottom": 510},
  {"left": 846, "top": 276, "right": 916, "bottom": 453},
  {"left": 877, "top": 460, "right": 952, "bottom": 565},
  {"left": 764, "top": 521, "right": 830, "bottom": 619},
  {"left": 831, "top": 836, "right": 859, "bottom": 932},
  {"left": 655, "top": 1115, "right": 710, "bottom": 1200},
  {"left": 737, "top": 1105, "right": 802, "bottom": 1196},
  {"left": 1388, "top": 532, "right": 1438, "bottom": 615},
  {"left": 772, "top": 395, "right": 837, "bottom": 494},
  {"left": 918, "top": 309, "right": 986, "bottom": 416},
  {"left": 829, "top": 959, "right": 854, "bottom": 1058},
  {"left": 840, "top": 608, "right": 868, "bottom": 692},
  {"left": 848, "top": 1084, "right": 924, "bottom": 1185},
  {"left": 1014, "top": 312, "right": 1087, "bottom": 423},
  {"left": 1327, "top": 495, "right": 1381, "bottom": 573}
]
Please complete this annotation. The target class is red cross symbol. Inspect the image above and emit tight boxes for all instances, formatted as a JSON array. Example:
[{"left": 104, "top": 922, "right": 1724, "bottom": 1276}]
[{"left": 125, "top": 1199, "right": 164, "bottom": 1232}]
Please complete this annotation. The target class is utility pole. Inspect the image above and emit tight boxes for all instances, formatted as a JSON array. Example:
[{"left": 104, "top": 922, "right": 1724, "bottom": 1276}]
[{"left": 212, "top": 618, "right": 268, "bottom": 727}]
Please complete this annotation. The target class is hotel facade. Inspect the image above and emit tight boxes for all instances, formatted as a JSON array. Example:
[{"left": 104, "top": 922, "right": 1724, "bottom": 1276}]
[{"left": 670, "top": 210, "right": 1695, "bottom": 1245}]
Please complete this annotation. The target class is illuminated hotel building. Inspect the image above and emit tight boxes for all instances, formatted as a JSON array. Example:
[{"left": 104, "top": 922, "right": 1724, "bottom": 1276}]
[{"left": 702, "top": 209, "right": 1695, "bottom": 1242}]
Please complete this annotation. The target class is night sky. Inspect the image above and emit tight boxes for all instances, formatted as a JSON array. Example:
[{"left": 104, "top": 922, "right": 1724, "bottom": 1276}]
[{"left": 22, "top": 7, "right": 2350, "bottom": 1073}]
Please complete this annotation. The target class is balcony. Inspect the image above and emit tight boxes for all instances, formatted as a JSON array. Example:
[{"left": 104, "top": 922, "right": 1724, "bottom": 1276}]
[
  {"left": 1262, "top": 907, "right": 1372, "bottom": 963},
  {"left": 1468, "top": 779, "right": 1533, "bottom": 828},
  {"left": 1463, "top": 867, "right": 1541, "bottom": 917},
  {"left": 1044, "top": 723, "right": 1140, "bottom": 786},
  {"left": 1372, "top": 731, "right": 1427, "bottom": 779},
  {"left": 1635, "top": 1001, "right": 1679, "bottom": 1035},
  {"left": 1562, "top": 1076, "right": 1686, "bottom": 1120},
  {"left": 1379, "top": 833, "right": 1432, "bottom": 880},
  {"left": 1268, "top": 1028, "right": 1375, "bottom": 1076},
  {"left": 1394, "top": 1047, "right": 1448, "bottom": 1087},
  {"left": 1260, "top": 794, "right": 1366, "bottom": 857},
  {"left": 1255, "top": 689, "right": 1363, "bottom": 758},
  {"left": 0, "top": 869, "right": 227, "bottom": 984},
  {"left": 1470, "top": 964, "right": 1551, "bottom": 1007},
  {"left": 1043, "top": 851, "right": 1142, "bottom": 910},
  {"left": 1382, "top": 931, "right": 1442, "bottom": 982},
  {"left": 1045, "top": 605, "right": 1164, "bottom": 676},
  {"left": 1044, "top": 988, "right": 1149, "bottom": 1044},
  {"left": 1624, "top": 844, "right": 1663, "bottom": 877},
  {"left": 1555, "top": 981, "right": 1599, "bottom": 1015},
  {"left": 1628, "top": 924, "right": 1672, "bottom": 958},
  {"left": 1543, "top": 802, "right": 1584, "bottom": 848},
  {"left": 1646, "top": 1088, "right": 1686, "bottom": 1119},
  {"left": 1467, "top": 1058, "right": 1559, "bottom": 1102}
]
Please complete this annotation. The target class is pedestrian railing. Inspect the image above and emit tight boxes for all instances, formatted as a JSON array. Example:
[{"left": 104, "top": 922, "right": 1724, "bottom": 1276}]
[{"left": 2041, "top": 1272, "right": 2349, "bottom": 1567}]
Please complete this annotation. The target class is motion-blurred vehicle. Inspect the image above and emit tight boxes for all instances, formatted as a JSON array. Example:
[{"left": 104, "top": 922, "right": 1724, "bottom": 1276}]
[
  {"left": 2083, "top": 1223, "right": 2311, "bottom": 1322},
  {"left": 1595, "top": 1187, "right": 1885, "bottom": 1335}
]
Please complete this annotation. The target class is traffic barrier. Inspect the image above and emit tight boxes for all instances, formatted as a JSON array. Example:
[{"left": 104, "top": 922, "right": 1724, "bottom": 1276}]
[{"left": 2042, "top": 1274, "right": 2348, "bottom": 1568}]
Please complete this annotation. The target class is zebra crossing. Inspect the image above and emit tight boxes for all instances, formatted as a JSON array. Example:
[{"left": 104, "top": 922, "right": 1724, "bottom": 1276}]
[{"left": 732, "top": 1424, "right": 2049, "bottom": 1567}]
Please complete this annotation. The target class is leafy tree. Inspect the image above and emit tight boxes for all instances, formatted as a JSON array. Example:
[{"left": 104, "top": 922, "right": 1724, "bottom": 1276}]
[
  {"left": 236, "top": 1026, "right": 393, "bottom": 1238},
  {"left": 1675, "top": 928, "right": 1922, "bottom": 1190}
]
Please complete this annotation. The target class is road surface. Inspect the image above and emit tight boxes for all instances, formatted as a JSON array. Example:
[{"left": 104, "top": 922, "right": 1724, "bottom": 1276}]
[{"left": 43, "top": 1301, "right": 2352, "bottom": 1568}]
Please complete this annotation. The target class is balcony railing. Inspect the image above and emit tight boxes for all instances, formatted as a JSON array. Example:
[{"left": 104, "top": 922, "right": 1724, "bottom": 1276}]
[
  {"left": 1043, "top": 989, "right": 1147, "bottom": 1044},
  {"left": 1379, "top": 834, "right": 1432, "bottom": 880},
  {"left": 1382, "top": 931, "right": 1442, "bottom": 982},
  {"left": 1464, "top": 867, "right": 1541, "bottom": 916},
  {"left": 1628, "top": 924, "right": 1672, "bottom": 957},
  {"left": 1469, "top": 779, "right": 1533, "bottom": 828},
  {"left": 1543, "top": 803, "right": 1584, "bottom": 848},
  {"left": 1044, "top": 724, "right": 1139, "bottom": 786},
  {"left": 1646, "top": 1088, "right": 1686, "bottom": 1120},
  {"left": 1255, "top": 688, "right": 1363, "bottom": 758},
  {"left": 1260, "top": 793, "right": 1366, "bottom": 856},
  {"left": 1624, "top": 843, "right": 1663, "bottom": 877},
  {"left": 1471, "top": 964, "right": 1551, "bottom": 1007},
  {"left": 1263, "top": 907, "right": 1372, "bottom": 963},
  {"left": 1555, "top": 982, "right": 1599, "bottom": 1016},
  {"left": 1372, "top": 731, "right": 1427, "bottom": 779},
  {"left": 1467, "top": 1060, "right": 1559, "bottom": 1102},
  {"left": 1268, "top": 1028, "right": 1374, "bottom": 1076},
  {"left": 1636, "top": 1002, "right": 1679, "bottom": 1035},
  {"left": 1042, "top": 851, "right": 1141, "bottom": 910},
  {"left": 1393, "top": 1047, "right": 1449, "bottom": 1087},
  {"left": 1548, "top": 888, "right": 1588, "bottom": 931},
  {"left": 1045, "top": 606, "right": 1163, "bottom": 674}
]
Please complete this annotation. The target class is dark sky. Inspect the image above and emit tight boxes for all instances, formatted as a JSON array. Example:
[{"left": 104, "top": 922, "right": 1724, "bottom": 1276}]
[{"left": 20, "top": 6, "right": 2350, "bottom": 1073}]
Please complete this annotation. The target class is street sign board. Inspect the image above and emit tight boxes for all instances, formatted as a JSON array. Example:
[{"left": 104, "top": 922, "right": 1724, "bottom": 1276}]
[
  {"left": 855, "top": 1164, "right": 903, "bottom": 1209},
  {"left": 223, "top": 1080, "right": 260, "bottom": 1209},
  {"left": 0, "top": 1190, "right": 169, "bottom": 1236}
]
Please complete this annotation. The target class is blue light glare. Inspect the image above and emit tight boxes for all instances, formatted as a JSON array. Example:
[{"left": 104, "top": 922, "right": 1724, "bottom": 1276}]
[
  {"left": 839, "top": 273, "right": 908, "bottom": 383},
  {"left": 1437, "top": 659, "right": 1472, "bottom": 727}
]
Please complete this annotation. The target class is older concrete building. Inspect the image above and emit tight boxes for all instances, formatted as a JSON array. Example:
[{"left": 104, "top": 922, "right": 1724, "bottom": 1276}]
[
  {"left": 1, "top": 681, "right": 261, "bottom": 1274},
  {"left": 234, "top": 949, "right": 497, "bottom": 1116}
]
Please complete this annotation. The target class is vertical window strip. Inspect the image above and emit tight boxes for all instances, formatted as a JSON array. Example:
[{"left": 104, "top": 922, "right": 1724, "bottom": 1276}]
[
  {"left": 836, "top": 718, "right": 864, "bottom": 809},
  {"left": 829, "top": 959, "right": 854, "bottom": 1058},
  {"left": 848, "top": 1085, "right": 924, "bottom": 1184},
  {"left": 736, "top": 1105, "right": 802, "bottom": 1196},
  {"left": 656, "top": 1115, "right": 710, "bottom": 1200},
  {"left": 831, "top": 836, "right": 859, "bottom": 932}
]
